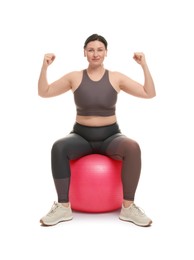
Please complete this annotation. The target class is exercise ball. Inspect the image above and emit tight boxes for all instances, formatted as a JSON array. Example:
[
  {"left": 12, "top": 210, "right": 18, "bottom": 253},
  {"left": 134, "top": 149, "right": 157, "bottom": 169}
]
[{"left": 69, "top": 154, "right": 123, "bottom": 213}]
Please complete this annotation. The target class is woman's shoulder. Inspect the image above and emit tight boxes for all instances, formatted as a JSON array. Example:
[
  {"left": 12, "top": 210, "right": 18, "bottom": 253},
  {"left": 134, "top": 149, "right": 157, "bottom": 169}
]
[
  {"left": 108, "top": 70, "right": 125, "bottom": 77},
  {"left": 108, "top": 70, "right": 127, "bottom": 83},
  {"left": 64, "top": 70, "right": 84, "bottom": 83},
  {"left": 66, "top": 70, "right": 84, "bottom": 78},
  {"left": 66, "top": 70, "right": 84, "bottom": 91},
  {"left": 107, "top": 70, "right": 124, "bottom": 92}
]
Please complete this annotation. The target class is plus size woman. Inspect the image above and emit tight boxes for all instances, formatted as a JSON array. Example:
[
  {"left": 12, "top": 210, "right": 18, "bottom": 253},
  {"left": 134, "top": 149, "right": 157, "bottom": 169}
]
[{"left": 38, "top": 34, "right": 156, "bottom": 227}]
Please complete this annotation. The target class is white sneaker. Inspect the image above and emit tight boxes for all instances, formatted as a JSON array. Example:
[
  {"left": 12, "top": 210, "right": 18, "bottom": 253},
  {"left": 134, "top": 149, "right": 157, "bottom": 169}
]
[
  {"left": 40, "top": 202, "right": 73, "bottom": 226},
  {"left": 119, "top": 203, "right": 152, "bottom": 227}
]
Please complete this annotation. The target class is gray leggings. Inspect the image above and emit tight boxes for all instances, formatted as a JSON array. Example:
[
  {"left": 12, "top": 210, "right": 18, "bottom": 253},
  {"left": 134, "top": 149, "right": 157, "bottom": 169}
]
[{"left": 51, "top": 122, "right": 141, "bottom": 202}]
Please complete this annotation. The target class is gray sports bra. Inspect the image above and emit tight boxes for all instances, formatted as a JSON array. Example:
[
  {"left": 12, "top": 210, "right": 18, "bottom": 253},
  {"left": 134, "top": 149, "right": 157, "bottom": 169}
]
[{"left": 73, "top": 69, "right": 118, "bottom": 116}]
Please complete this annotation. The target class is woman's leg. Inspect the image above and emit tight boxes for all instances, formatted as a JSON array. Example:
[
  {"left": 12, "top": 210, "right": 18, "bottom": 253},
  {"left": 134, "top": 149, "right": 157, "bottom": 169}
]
[
  {"left": 103, "top": 134, "right": 152, "bottom": 227},
  {"left": 51, "top": 133, "right": 92, "bottom": 203},
  {"left": 102, "top": 134, "right": 141, "bottom": 202}
]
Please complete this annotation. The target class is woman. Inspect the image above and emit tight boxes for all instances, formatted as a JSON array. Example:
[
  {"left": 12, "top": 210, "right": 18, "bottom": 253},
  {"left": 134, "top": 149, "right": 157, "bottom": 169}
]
[{"left": 38, "top": 34, "right": 156, "bottom": 227}]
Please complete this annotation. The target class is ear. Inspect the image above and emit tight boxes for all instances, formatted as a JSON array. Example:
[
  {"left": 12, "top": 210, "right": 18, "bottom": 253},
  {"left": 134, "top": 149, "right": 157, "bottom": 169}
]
[
  {"left": 105, "top": 49, "right": 108, "bottom": 57},
  {"left": 84, "top": 49, "right": 87, "bottom": 57}
]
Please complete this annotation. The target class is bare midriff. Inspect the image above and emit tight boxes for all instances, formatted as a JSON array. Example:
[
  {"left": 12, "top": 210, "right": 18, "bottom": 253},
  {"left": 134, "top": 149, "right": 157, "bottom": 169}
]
[{"left": 76, "top": 115, "right": 117, "bottom": 127}]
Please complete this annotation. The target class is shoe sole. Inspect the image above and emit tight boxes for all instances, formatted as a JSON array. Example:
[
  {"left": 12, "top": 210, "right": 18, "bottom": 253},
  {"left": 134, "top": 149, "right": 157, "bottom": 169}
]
[
  {"left": 40, "top": 217, "right": 73, "bottom": 226},
  {"left": 119, "top": 216, "right": 152, "bottom": 227}
]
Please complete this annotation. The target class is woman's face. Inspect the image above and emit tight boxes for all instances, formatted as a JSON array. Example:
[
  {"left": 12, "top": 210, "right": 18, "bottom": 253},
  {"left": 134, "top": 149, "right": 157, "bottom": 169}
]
[{"left": 84, "top": 40, "right": 107, "bottom": 66}]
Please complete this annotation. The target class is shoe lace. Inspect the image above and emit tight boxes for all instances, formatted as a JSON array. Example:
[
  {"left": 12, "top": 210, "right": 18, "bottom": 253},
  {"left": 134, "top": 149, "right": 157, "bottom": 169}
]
[
  {"left": 47, "top": 202, "right": 60, "bottom": 216},
  {"left": 132, "top": 204, "right": 146, "bottom": 216}
]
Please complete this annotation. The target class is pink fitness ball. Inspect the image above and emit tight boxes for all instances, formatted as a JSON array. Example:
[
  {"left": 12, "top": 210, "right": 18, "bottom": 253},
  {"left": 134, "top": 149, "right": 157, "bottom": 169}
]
[{"left": 69, "top": 154, "right": 123, "bottom": 213}]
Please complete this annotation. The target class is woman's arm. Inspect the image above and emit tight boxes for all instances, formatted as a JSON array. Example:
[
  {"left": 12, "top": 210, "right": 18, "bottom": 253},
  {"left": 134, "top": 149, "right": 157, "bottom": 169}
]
[
  {"left": 38, "top": 53, "right": 72, "bottom": 98},
  {"left": 119, "top": 52, "right": 156, "bottom": 99}
]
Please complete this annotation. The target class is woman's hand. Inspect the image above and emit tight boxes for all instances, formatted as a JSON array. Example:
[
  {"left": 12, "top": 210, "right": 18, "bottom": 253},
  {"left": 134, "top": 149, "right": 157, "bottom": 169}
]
[
  {"left": 43, "top": 53, "right": 56, "bottom": 67},
  {"left": 133, "top": 52, "right": 146, "bottom": 67}
]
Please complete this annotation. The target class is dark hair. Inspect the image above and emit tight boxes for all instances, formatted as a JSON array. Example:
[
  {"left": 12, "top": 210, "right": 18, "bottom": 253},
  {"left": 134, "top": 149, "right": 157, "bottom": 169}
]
[{"left": 84, "top": 34, "right": 108, "bottom": 49}]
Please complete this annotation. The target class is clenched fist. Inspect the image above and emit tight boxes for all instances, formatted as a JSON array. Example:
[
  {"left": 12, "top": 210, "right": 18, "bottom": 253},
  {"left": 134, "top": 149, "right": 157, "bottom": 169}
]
[
  {"left": 133, "top": 52, "right": 146, "bottom": 66},
  {"left": 43, "top": 53, "right": 56, "bottom": 67}
]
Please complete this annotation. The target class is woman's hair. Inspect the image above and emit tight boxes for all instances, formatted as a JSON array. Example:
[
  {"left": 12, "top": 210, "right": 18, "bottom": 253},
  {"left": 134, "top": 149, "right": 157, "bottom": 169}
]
[{"left": 84, "top": 34, "right": 108, "bottom": 49}]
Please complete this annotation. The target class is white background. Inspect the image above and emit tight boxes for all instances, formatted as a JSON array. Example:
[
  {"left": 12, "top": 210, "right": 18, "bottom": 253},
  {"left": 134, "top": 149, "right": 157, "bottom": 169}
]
[{"left": 0, "top": 0, "right": 193, "bottom": 259}]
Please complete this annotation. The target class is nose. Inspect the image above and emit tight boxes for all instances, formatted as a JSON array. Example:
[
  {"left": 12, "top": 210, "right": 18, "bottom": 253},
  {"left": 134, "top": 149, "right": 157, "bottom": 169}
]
[{"left": 93, "top": 50, "right": 98, "bottom": 57}]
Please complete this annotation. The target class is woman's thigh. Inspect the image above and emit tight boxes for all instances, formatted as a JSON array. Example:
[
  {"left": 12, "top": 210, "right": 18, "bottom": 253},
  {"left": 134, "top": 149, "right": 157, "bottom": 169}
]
[{"left": 52, "top": 133, "right": 93, "bottom": 160}]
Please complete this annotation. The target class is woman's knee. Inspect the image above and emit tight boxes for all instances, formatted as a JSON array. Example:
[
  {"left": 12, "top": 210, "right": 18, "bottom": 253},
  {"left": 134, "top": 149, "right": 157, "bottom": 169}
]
[
  {"left": 122, "top": 139, "right": 141, "bottom": 157},
  {"left": 51, "top": 138, "right": 69, "bottom": 157}
]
